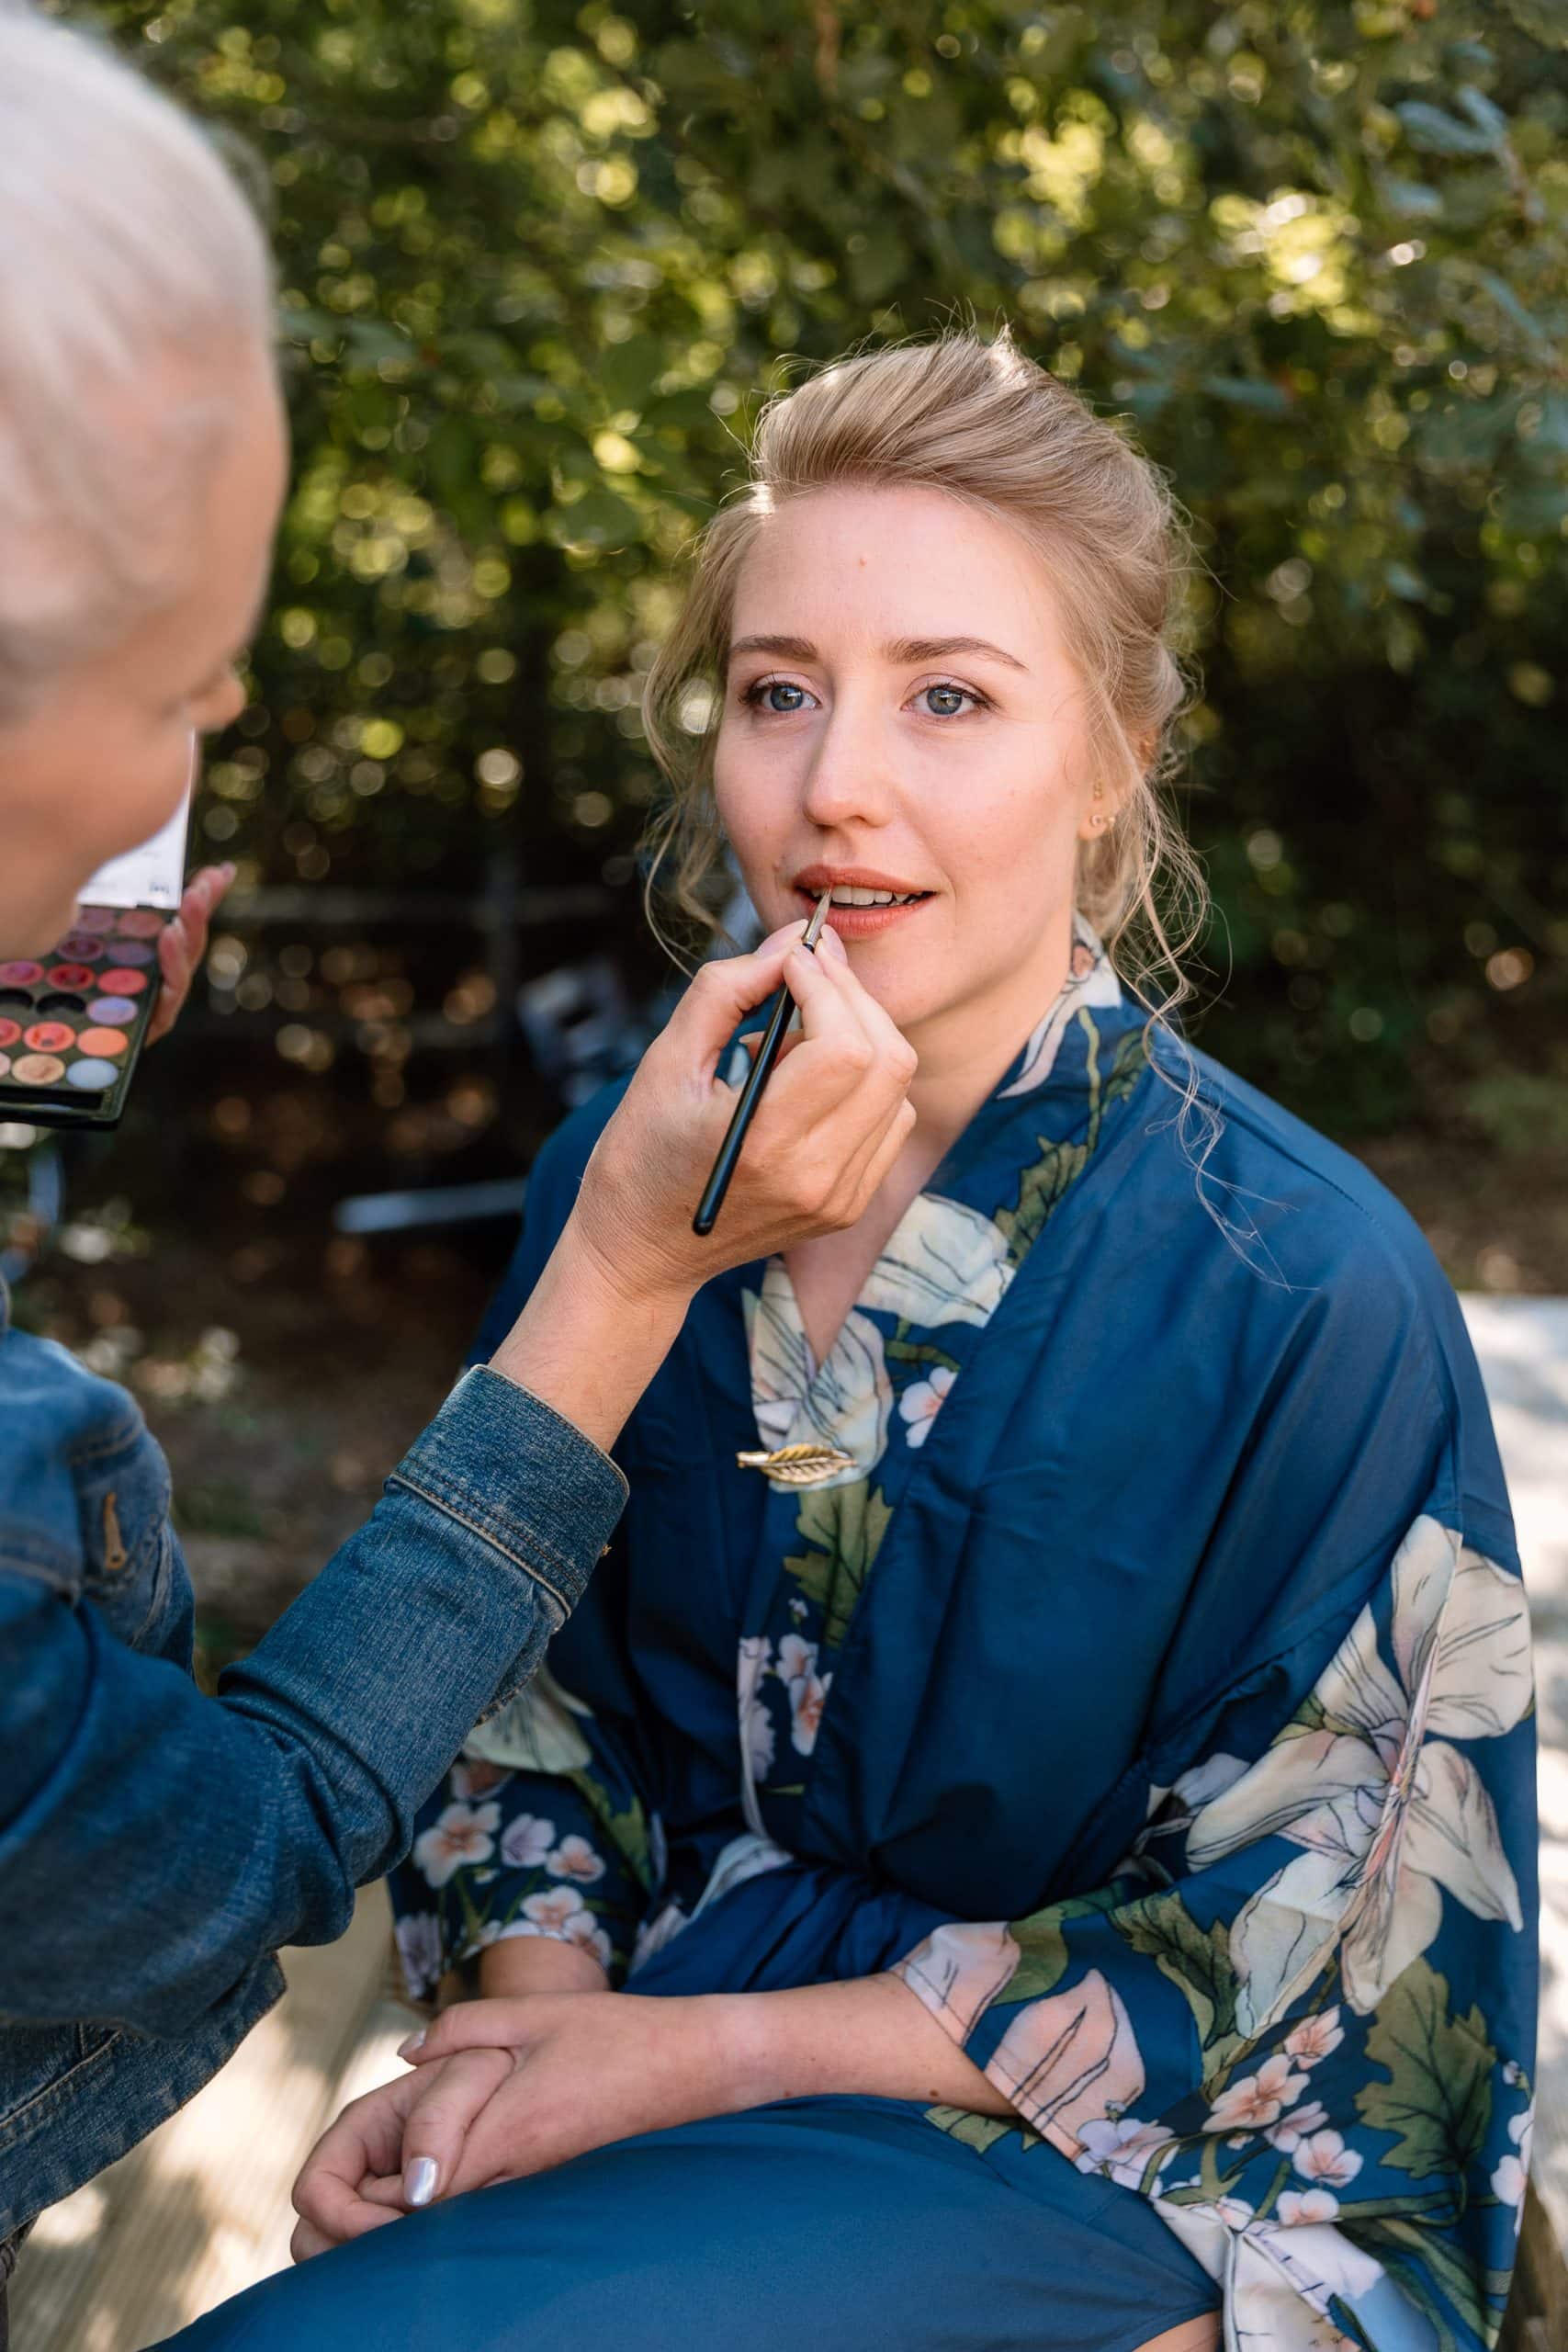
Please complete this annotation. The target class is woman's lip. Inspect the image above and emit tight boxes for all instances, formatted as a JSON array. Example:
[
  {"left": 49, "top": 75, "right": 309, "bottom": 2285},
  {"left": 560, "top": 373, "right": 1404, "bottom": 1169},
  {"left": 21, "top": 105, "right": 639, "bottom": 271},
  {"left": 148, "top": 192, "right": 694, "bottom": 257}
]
[{"left": 793, "top": 888, "right": 934, "bottom": 938}]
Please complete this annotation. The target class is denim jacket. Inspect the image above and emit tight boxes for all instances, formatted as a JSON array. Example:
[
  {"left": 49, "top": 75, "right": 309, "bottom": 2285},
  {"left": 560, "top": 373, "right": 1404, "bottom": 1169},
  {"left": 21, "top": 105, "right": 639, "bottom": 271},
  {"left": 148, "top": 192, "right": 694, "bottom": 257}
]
[{"left": 0, "top": 1275, "right": 626, "bottom": 2243}]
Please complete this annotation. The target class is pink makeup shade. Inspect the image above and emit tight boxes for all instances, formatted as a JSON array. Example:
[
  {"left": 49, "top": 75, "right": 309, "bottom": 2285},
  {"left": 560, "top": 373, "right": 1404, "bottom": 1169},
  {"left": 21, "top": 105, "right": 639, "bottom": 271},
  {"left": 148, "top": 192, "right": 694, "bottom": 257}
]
[
  {"left": 57, "top": 935, "right": 107, "bottom": 962},
  {"left": 73, "top": 908, "right": 115, "bottom": 932},
  {"left": 24, "top": 1023, "right": 75, "bottom": 1055},
  {"left": 0, "top": 962, "right": 43, "bottom": 986},
  {"left": 13, "top": 1053, "right": 65, "bottom": 1083},
  {"left": 115, "top": 909, "right": 167, "bottom": 939},
  {"left": 47, "top": 964, "right": 98, "bottom": 990},
  {"left": 0, "top": 1019, "right": 20, "bottom": 1050},
  {"left": 77, "top": 1027, "right": 129, "bottom": 1058},
  {"left": 98, "top": 968, "right": 149, "bottom": 996}
]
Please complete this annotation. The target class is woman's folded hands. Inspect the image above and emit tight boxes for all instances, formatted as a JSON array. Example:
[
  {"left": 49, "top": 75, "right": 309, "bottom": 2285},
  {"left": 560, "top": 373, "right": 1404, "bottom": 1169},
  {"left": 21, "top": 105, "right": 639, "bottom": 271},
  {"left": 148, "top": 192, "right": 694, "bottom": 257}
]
[{"left": 288, "top": 1971, "right": 1010, "bottom": 2260}]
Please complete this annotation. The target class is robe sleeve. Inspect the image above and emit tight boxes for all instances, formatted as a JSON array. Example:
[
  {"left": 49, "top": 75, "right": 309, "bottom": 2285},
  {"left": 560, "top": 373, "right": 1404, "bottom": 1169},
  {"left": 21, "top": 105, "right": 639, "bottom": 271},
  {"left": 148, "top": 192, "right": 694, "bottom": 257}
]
[{"left": 894, "top": 1506, "right": 1536, "bottom": 2352}]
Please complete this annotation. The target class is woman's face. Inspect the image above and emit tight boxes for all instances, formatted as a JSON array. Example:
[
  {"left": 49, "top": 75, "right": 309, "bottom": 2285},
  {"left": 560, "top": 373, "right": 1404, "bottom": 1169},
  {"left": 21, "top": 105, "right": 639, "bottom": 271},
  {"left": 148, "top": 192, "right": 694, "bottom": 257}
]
[
  {"left": 714, "top": 484, "right": 1103, "bottom": 1061},
  {"left": 0, "top": 351, "right": 288, "bottom": 956}
]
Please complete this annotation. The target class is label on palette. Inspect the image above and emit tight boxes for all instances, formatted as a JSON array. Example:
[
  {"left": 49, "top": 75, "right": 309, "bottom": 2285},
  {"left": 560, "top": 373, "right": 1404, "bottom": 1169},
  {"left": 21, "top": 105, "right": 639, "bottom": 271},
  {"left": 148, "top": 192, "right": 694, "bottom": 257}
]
[{"left": 78, "top": 789, "right": 191, "bottom": 911}]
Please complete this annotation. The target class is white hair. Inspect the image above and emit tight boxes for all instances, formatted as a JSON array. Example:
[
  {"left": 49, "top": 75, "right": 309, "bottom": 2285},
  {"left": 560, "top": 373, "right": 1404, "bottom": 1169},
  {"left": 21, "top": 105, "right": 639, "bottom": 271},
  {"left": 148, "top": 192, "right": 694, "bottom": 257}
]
[{"left": 0, "top": 3, "right": 276, "bottom": 718}]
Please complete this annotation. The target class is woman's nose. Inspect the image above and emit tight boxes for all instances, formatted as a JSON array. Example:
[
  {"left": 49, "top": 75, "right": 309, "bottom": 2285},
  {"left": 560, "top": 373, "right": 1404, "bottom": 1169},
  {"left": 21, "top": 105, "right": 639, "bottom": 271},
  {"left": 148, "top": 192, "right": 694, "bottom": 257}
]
[{"left": 799, "top": 704, "right": 896, "bottom": 832}]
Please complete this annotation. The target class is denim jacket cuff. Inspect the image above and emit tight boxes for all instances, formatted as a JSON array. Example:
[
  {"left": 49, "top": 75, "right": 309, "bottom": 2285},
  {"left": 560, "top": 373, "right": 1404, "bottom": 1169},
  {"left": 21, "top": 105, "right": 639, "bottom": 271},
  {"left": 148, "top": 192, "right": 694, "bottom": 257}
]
[{"left": 388, "top": 1365, "right": 627, "bottom": 1623}]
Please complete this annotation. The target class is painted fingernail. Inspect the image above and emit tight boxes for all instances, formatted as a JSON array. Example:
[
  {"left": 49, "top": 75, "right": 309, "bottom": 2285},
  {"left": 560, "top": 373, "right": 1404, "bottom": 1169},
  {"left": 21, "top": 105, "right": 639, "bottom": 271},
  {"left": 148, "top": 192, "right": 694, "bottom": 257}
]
[
  {"left": 398, "top": 2030, "right": 425, "bottom": 2058},
  {"left": 404, "top": 2157, "right": 439, "bottom": 2207}
]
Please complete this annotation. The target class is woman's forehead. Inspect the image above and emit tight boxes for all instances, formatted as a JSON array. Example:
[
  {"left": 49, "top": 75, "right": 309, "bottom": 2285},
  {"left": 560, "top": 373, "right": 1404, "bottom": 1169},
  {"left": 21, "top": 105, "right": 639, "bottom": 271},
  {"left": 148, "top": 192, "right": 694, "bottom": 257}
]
[{"left": 731, "top": 487, "right": 1066, "bottom": 660}]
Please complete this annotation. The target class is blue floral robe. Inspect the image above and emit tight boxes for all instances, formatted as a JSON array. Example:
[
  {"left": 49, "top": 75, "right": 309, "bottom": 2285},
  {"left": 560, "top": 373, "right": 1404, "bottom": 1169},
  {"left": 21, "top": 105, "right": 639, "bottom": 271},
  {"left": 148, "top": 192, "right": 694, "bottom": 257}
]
[{"left": 173, "top": 927, "right": 1536, "bottom": 2352}]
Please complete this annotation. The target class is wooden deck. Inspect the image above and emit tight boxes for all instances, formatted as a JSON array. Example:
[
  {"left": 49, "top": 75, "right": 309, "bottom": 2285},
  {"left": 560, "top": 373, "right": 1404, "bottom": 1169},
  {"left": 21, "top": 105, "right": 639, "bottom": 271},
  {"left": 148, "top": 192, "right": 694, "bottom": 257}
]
[{"left": 9, "top": 1295, "right": 1568, "bottom": 2349}]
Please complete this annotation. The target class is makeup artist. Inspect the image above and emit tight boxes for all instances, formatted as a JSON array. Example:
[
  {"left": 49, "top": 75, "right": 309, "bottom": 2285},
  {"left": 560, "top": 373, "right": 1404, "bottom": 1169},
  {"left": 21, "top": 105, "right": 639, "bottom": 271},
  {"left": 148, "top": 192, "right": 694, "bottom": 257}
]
[{"left": 0, "top": 6, "right": 916, "bottom": 2327}]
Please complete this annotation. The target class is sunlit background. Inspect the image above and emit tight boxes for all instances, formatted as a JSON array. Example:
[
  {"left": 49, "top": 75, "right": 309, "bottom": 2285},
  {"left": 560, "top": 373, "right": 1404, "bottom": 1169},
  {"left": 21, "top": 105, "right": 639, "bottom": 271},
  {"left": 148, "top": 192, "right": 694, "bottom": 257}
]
[{"left": 2, "top": 5, "right": 1565, "bottom": 2343}]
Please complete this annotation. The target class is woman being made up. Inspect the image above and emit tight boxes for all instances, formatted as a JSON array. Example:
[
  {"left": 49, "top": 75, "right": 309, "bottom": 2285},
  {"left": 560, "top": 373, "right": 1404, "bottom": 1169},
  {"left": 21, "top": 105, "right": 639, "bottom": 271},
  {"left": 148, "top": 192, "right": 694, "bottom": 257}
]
[{"left": 173, "top": 334, "right": 1537, "bottom": 2352}]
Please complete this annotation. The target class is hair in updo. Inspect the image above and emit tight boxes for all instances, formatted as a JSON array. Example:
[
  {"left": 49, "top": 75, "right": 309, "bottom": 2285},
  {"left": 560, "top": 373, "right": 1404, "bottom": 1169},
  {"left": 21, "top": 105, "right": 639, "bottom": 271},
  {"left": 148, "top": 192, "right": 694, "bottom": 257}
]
[
  {"left": 641, "top": 327, "right": 1207, "bottom": 1037},
  {"left": 0, "top": 3, "right": 275, "bottom": 722}
]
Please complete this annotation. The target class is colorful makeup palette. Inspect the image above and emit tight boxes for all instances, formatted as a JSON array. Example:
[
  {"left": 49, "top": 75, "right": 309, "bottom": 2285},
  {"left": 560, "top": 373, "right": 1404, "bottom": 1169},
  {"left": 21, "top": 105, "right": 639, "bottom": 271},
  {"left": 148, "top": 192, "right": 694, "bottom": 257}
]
[{"left": 0, "top": 783, "right": 190, "bottom": 1131}]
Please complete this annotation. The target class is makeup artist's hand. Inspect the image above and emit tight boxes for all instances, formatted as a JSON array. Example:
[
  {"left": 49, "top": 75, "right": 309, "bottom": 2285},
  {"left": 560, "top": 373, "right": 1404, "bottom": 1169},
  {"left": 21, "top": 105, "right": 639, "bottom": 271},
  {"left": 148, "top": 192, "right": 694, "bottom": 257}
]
[
  {"left": 147, "top": 863, "right": 235, "bottom": 1046},
  {"left": 571, "top": 915, "right": 918, "bottom": 1300},
  {"left": 487, "top": 915, "right": 916, "bottom": 1453}
]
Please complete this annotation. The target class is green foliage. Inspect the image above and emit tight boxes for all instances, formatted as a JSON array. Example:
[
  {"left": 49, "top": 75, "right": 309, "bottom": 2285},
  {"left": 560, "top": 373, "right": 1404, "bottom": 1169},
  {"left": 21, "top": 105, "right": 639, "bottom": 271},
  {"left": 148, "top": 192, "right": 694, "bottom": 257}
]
[
  {"left": 1114, "top": 1888, "right": 1247, "bottom": 2079},
  {"left": 1356, "top": 1954, "right": 1496, "bottom": 2179},
  {"left": 783, "top": 1476, "right": 892, "bottom": 1651},
  {"left": 85, "top": 0, "right": 1567, "bottom": 1140}
]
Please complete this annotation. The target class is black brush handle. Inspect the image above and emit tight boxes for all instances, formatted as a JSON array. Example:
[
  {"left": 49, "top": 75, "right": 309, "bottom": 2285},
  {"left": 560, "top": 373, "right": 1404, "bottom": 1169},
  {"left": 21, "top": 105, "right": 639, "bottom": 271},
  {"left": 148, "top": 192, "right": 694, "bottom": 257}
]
[{"left": 692, "top": 975, "right": 797, "bottom": 1237}]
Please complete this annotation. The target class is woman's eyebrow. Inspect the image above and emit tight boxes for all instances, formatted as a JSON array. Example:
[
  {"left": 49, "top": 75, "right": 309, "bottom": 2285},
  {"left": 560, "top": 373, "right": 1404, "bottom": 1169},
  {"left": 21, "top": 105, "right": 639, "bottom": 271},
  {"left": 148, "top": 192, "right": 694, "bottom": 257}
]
[
  {"left": 728, "top": 633, "right": 819, "bottom": 664},
  {"left": 884, "top": 634, "right": 1029, "bottom": 672}
]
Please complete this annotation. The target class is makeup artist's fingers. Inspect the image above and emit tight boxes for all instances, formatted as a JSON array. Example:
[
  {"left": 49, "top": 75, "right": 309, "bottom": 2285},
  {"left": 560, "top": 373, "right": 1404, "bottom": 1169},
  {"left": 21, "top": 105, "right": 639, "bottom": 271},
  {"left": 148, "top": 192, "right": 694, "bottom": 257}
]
[{"left": 147, "top": 863, "right": 235, "bottom": 1046}]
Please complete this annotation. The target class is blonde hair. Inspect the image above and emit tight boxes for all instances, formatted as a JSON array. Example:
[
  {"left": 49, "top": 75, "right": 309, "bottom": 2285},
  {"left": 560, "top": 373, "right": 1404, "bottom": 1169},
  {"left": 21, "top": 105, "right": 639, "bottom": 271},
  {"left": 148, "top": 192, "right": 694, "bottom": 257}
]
[
  {"left": 0, "top": 3, "right": 275, "bottom": 720},
  {"left": 641, "top": 329, "right": 1207, "bottom": 1042}
]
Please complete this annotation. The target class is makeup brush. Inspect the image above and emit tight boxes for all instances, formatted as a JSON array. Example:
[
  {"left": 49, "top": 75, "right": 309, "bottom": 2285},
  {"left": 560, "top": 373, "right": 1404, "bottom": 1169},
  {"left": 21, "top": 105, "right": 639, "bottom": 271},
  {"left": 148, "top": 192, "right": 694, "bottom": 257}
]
[{"left": 693, "top": 887, "right": 834, "bottom": 1238}]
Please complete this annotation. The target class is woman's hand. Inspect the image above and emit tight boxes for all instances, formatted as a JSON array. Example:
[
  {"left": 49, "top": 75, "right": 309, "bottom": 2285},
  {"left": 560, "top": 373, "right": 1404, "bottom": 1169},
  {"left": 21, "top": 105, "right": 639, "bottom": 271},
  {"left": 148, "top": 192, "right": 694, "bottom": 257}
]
[
  {"left": 290, "top": 1991, "right": 741, "bottom": 2256},
  {"left": 147, "top": 863, "right": 235, "bottom": 1046}
]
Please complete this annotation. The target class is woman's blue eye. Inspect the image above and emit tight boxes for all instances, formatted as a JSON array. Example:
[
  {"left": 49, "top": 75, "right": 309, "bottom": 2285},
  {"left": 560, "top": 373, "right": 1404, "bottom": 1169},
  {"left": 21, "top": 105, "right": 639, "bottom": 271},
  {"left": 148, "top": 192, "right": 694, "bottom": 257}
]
[
  {"left": 921, "top": 684, "right": 971, "bottom": 718},
  {"left": 762, "top": 681, "right": 807, "bottom": 712}
]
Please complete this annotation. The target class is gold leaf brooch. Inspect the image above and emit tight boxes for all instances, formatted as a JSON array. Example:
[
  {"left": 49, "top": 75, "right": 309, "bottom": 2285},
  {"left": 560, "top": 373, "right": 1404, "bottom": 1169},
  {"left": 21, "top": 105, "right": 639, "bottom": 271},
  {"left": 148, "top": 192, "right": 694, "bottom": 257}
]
[{"left": 735, "top": 1442, "right": 857, "bottom": 1488}]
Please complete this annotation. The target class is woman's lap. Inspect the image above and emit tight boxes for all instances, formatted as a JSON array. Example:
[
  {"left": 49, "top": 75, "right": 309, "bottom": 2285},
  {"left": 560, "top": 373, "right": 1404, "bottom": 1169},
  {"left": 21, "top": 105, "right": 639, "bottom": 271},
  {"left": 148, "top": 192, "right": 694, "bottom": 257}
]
[{"left": 155, "top": 2095, "right": 1217, "bottom": 2352}]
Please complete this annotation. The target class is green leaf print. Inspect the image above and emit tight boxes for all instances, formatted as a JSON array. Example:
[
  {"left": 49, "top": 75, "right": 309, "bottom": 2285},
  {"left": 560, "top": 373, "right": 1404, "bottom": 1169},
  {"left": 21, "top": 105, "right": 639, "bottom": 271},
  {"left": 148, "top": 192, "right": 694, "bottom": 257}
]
[
  {"left": 1007, "top": 1889, "right": 1127, "bottom": 2004},
  {"left": 993, "top": 1012, "right": 1146, "bottom": 1267},
  {"left": 783, "top": 1480, "right": 893, "bottom": 1654},
  {"left": 1356, "top": 1957, "right": 1496, "bottom": 2181},
  {"left": 1114, "top": 1890, "right": 1244, "bottom": 2070},
  {"left": 924, "top": 2104, "right": 1043, "bottom": 2156},
  {"left": 566, "top": 1771, "right": 654, "bottom": 1894},
  {"left": 1337, "top": 2213, "right": 1510, "bottom": 2352}
]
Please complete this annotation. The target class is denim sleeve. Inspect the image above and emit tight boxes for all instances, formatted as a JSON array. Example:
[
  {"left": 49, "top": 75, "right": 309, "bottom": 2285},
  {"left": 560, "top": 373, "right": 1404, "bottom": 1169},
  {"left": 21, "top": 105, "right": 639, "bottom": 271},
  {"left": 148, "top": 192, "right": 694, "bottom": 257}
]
[{"left": 0, "top": 1368, "right": 626, "bottom": 2034}]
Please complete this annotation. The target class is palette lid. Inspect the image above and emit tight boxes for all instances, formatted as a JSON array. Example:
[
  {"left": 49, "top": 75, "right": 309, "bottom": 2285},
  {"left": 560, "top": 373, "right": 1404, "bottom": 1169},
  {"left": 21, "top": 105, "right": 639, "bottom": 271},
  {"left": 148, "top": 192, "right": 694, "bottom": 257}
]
[{"left": 78, "top": 785, "right": 192, "bottom": 913}]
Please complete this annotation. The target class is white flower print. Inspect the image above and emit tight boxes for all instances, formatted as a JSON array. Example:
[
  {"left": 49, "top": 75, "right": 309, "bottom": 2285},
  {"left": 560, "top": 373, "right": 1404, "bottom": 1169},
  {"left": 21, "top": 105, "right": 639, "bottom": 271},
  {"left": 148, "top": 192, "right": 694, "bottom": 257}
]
[
  {"left": 1190, "top": 1518, "right": 1531, "bottom": 2027},
  {"left": 394, "top": 1912, "right": 444, "bottom": 2000},
  {"left": 776, "top": 1634, "right": 818, "bottom": 1687},
  {"left": 1292, "top": 2132, "right": 1362, "bottom": 2191},
  {"left": 1075, "top": 2116, "right": 1176, "bottom": 2190},
  {"left": 861, "top": 1196, "right": 1013, "bottom": 1331},
  {"left": 998, "top": 917, "right": 1122, "bottom": 1098},
  {"left": 1492, "top": 2104, "right": 1533, "bottom": 2207},
  {"left": 987, "top": 1970, "right": 1146, "bottom": 2143},
  {"left": 522, "top": 1886, "right": 588, "bottom": 1933},
  {"left": 738, "top": 1635, "right": 776, "bottom": 1786},
  {"left": 546, "top": 1834, "right": 606, "bottom": 1884},
  {"left": 788, "top": 1668, "right": 832, "bottom": 1757},
  {"left": 1283, "top": 2008, "right": 1344, "bottom": 2067},
  {"left": 1277, "top": 2188, "right": 1342, "bottom": 2227},
  {"left": 898, "top": 1364, "right": 956, "bottom": 1448},
  {"left": 896, "top": 1919, "right": 1022, "bottom": 2040},
  {"left": 412, "top": 1800, "right": 501, "bottom": 1889},
  {"left": 1266, "top": 2099, "right": 1330, "bottom": 2154},
  {"left": 558, "top": 1908, "right": 615, "bottom": 1969},
  {"left": 1204, "top": 2055, "right": 1309, "bottom": 2133},
  {"left": 499, "top": 1813, "right": 556, "bottom": 1871},
  {"left": 745, "top": 1277, "right": 893, "bottom": 1486}
]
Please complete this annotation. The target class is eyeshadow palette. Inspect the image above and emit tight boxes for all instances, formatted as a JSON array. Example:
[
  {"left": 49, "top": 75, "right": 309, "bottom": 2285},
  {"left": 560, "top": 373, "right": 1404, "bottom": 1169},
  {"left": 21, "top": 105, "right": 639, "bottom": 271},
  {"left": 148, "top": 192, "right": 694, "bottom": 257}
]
[{"left": 0, "top": 786, "right": 189, "bottom": 1132}]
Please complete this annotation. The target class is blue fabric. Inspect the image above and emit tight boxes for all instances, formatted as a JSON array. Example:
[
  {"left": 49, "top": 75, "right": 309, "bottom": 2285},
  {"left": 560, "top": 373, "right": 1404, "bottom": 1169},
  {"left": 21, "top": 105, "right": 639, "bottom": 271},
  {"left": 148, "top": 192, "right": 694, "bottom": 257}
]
[
  {"left": 198, "top": 948, "right": 1532, "bottom": 2350},
  {"left": 0, "top": 1272, "right": 627, "bottom": 2244}
]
